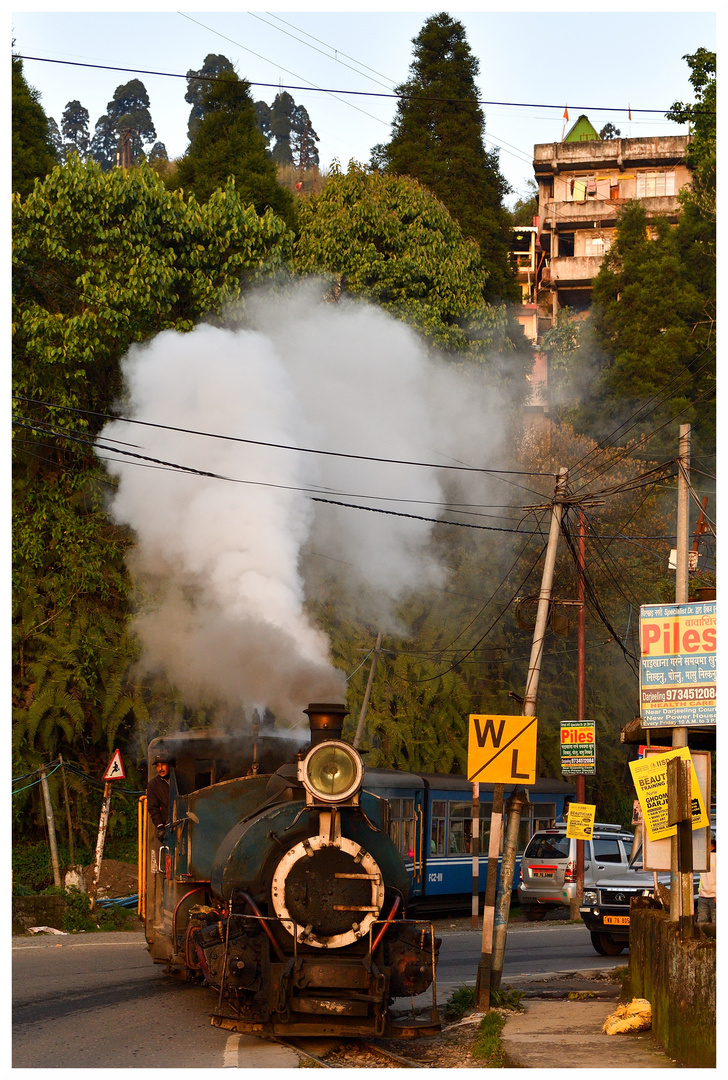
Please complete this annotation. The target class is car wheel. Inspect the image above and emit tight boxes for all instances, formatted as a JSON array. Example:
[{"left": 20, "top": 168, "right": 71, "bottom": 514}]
[
  {"left": 523, "top": 904, "right": 547, "bottom": 922},
  {"left": 590, "top": 931, "right": 607, "bottom": 955},
  {"left": 598, "top": 933, "right": 626, "bottom": 956}
]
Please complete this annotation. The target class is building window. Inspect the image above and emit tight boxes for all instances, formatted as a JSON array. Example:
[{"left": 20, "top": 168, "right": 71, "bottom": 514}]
[
  {"left": 585, "top": 235, "right": 610, "bottom": 256},
  {"left": 636, "top": 171, "right": 675, "bottom": 198}
]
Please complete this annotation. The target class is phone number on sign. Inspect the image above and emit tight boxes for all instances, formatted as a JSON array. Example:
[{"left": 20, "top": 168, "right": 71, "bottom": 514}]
[{"left": 642, "top": 686, "right": 716, "bottom": 703}]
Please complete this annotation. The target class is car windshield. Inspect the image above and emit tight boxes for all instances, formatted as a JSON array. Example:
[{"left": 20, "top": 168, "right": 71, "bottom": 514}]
[{"left": 525, "top": 834, "right": 570, "bottom": 859}]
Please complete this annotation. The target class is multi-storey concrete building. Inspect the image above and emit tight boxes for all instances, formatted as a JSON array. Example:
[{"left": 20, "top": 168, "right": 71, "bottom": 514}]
[
  {"left": 512, "top": 116, "right": 692, "bottom": 416},
  {"left": 533, "top": 115, "right": 691, "bottom": 321}
]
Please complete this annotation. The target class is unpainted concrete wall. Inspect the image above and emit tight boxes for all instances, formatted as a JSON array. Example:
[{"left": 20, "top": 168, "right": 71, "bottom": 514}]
[
  {"left": 630, "top": 901, "right": 715, "bottom": 1067},
  {"left": 12, "top": 894, "right": 67, "bottom": 936}
]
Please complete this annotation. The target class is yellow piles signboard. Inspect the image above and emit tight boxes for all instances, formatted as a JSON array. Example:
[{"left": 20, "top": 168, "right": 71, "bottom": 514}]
[
  {"left": 467, "top": 714, "right": 537, "bottom": 784},
  {"left": 566, "top": 802, "right": 596, "bottom": 840},
  {"left": 629, "top": 747, "right": 708, "bottom": 841},
  {"left": 639, "top": 602, "right": 716, "bottom": 727}
]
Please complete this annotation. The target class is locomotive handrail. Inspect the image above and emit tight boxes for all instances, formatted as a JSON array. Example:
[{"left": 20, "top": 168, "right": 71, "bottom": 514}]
[{"left": 417, "top": 806, "right": 424, "bottom": 883}]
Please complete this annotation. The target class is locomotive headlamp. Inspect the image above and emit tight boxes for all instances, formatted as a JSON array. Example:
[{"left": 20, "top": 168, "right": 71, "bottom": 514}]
[{"left": 299, "top": 740, "right": 363, "bottom": 803}]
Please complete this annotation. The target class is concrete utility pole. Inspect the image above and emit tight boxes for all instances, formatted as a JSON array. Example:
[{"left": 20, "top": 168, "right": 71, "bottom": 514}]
[
  {"left": 353, "top": 631, "right": 383, "bottom": 749},
  {"left": 571, "top": 508, "right": 587, "bottom": 919},
  {"left": 478, "top": 466, "right": 569, "bottom": 1006},
  {"left": 670, "top": 424, "right": 693, "bottom": 929}
]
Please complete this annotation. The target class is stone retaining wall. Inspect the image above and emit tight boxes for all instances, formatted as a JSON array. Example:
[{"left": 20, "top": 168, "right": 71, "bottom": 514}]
[
  {"left": 630, "top": 901, "right": 715, "bottom": 1067},
  {"left": 12, "top": 894, "right": 67, "bottom": 936}
]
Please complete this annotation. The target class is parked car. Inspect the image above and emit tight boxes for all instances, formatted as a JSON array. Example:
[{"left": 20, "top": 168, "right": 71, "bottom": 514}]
[
  {"left": 580, "top": 844, "right": 700, "bottom": 955},
  {"left": 518, "top": 822, "right": 635, "bottom": 921}
]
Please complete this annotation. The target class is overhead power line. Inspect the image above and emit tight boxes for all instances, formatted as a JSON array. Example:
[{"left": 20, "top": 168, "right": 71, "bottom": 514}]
[
  {"left": 14, "top": 396, "right": 553, "bottom": 478},
  {"left": 16, "top": 55, "right": 704, "bottom": 116}
]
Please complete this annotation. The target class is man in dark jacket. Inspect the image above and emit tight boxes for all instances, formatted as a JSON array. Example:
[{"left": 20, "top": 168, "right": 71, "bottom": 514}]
[{"left": 146, "top": 753, "right": 172, "bottom": 842}]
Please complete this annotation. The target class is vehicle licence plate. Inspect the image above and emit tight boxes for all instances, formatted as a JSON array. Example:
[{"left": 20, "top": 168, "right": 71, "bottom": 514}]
[
  {"left": 531, "top": 865, "right": 556, "bottom": 878},
  {"left": 604, "top": 916, "right": 630, "bottom": 926}
]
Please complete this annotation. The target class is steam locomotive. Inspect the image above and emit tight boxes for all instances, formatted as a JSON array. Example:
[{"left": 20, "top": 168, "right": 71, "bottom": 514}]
[{"left": 139, "top": 704, "right": 441, "bottom": 1039}]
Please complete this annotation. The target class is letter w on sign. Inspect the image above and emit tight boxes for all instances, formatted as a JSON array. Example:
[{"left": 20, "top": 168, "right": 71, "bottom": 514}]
[{"left": 467, "top": 715, "right": 537, "bottom": 784}]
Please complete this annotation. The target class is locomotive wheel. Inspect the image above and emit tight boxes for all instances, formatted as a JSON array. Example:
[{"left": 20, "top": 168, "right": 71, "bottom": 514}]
[{"left": 522, "top": 904, "right": 547, "bottom": 922}]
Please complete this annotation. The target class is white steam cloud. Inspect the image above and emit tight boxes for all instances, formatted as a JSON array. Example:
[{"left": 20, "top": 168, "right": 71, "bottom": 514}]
[{"left": 97, "top": 284, "right": 506, "bottom": 724}]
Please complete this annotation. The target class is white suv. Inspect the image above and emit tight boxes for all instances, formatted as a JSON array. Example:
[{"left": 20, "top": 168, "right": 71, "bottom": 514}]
[{"left": 518, "top": 823, "right": 635, "bottom": 921}]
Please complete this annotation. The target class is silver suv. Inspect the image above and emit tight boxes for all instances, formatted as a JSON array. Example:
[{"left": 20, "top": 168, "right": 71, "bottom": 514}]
[{"left": 518, "top": 822, "right": 635, "bottom": 921}]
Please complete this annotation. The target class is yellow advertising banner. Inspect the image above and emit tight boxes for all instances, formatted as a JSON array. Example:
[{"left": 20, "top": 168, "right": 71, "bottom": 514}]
[
  {"left": 629, "top": 747, "right": 708, "bottom": 841},
  {"left": 467, "top": 714, "right": 537, "bottom": 784},
  {"left": 566, "top": 802, "right": 597, "bottom": 840}
]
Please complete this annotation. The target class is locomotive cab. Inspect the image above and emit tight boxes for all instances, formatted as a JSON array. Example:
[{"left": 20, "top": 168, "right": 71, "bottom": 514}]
[{"left": 140, "top": 704, "right": 440, "bottom": 1038}]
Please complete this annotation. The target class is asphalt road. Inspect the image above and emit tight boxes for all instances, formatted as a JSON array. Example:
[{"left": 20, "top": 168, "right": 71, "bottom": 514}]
[{"left": 12, "top": 921, "right": 623, "bottom": 1068}]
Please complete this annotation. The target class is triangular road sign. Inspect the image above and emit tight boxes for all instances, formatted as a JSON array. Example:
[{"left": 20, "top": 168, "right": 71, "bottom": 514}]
[{"left": 103, "top": 749, "right": 126, "bottom": 781}]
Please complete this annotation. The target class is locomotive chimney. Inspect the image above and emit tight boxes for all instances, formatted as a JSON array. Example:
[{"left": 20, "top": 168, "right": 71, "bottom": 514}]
[{"left": 304, "top": 702, "right": 348, "bottom": 745}]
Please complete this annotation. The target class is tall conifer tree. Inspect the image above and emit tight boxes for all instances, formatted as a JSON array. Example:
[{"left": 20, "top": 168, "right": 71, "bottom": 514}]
[{"left": 371, "top": 13, "right": 517, "bottom": 303}]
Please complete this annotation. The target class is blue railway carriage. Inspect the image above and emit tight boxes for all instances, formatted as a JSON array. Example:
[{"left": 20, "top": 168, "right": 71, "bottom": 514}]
[{"left": 363, "top": 770, "right": 575, "bottom": 912}]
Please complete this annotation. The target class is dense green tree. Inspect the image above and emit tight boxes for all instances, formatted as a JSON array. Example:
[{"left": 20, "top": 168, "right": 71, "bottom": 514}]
[
  {"left": 268, "top": 92, "right": 320, "bottom": 169},
  {"left": 89, "top": 114, "right": 118, "bottom": 171},
  {"left": 371, "top": 13, "right": 517, "bottom": 304},
  {"left": 294, "top": 162, "right": 522, "bottom": 374},
  {"left": 291, "top": 102, "right": 320, "bottom": 170},
  {"left": 46, "top": 117, "right": 63, "bottom": 162},
  {"left": 509, "top": 180, "right": 538, "bottom": 227},
  {"left": 173, "top": 70, "right": 296, "bottom": 228},
  {"left": 12, "top": 157, "right": 295, "bottom": 835},
  {"left": 185, "top": 53, "right": 235, "bottom": 141},
  {"left": 583, "top": 202, "right": 714, "bottom": 455},
  {"left": 89, "top": 79, "right": 157, "bottom": 169},
  {"left": 12, "top": 53, "right": 57, "bottom": 195},
  {"left": 61, "top": 99, "right": 90, "bottom": 158},
  {"left": 269, "top": 91, "right": 296, "bottom": 166},
  {"left": 667, "top": 48, "right": 716, "bottom": 217}
]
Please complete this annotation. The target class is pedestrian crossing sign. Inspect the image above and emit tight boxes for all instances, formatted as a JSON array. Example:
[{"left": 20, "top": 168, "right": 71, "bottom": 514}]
[{"left": 103, "top": 749, "right": 126, "bottom": 781}]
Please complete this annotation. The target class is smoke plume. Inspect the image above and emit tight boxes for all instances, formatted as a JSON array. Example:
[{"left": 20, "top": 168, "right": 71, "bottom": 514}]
[{"left": 97, "top": 284, "right": 506, "bottom": 724}]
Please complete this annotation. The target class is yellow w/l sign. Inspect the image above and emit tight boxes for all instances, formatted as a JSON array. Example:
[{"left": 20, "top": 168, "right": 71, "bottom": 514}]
[{"left": 467, "top": 714, "right": 537, "bottom": 784}]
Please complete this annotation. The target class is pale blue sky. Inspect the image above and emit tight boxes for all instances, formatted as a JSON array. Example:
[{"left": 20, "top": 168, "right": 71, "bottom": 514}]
[{"left": 11, "top": 5, "right": 718, "bottom": 205}]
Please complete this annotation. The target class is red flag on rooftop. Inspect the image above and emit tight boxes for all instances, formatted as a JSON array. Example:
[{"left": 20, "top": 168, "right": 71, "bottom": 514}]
[
  {"left": 563, "top": 105, "right": 569, "bottom": 121},
  {"left": 628, "top": 104, "right": 632, "bottom": 121}
]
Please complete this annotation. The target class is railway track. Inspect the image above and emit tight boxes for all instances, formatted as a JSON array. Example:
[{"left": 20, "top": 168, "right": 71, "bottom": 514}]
[{"left": 279, "top": 1038, "right": 429, "bottom": 1068}]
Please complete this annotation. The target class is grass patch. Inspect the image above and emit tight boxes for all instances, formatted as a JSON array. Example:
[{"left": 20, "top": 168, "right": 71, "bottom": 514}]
[
  {"left": 472, "top": 1012, "right": 506, "bottom": 1065},
  {"left": 444, "top": 985, "right": 476, "bottom": 1023},
  {"left": 41, "top": 886, "right": 138, "bottom": 933}
]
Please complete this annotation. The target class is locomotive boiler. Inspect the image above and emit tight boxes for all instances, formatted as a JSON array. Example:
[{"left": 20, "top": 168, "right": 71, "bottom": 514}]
[{"left": 139, "top": 704, "right": 440, "bottom": 1038}]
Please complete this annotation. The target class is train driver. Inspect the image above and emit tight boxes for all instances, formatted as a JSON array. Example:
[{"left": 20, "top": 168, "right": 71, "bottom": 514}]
[{"left": 147, "top": 752, "right": 174, "bottom": 842}]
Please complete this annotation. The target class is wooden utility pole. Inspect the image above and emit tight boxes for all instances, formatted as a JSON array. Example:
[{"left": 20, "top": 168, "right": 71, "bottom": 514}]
[
  {"left": 477, "top": 466, "right": 569, "bottom": 1007},
  {"left": 353, "top": 631, "right": 383, "bottom": 749},
  {"left": 39, "top": 765, "right": 62, "bottom": 888}
]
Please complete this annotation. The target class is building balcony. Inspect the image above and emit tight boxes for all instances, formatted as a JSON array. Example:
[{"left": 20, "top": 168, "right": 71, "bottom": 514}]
[
  {"left": 550, "top": 255, "right": 604, "bottom": 286},
  {"left": 541, "top": 194, "right": 681, "bottom": 230}
]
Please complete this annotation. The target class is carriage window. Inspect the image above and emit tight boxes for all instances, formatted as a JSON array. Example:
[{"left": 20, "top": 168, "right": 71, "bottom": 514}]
[
  {"left": 448, "top": 801, "right": 472, "bottom": 855},
  {"left": 431, "top": 800, "right": 446, "bottom": 855},
  {"left": 389, "top": 798, "right": 415, "bottom": 858}
]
